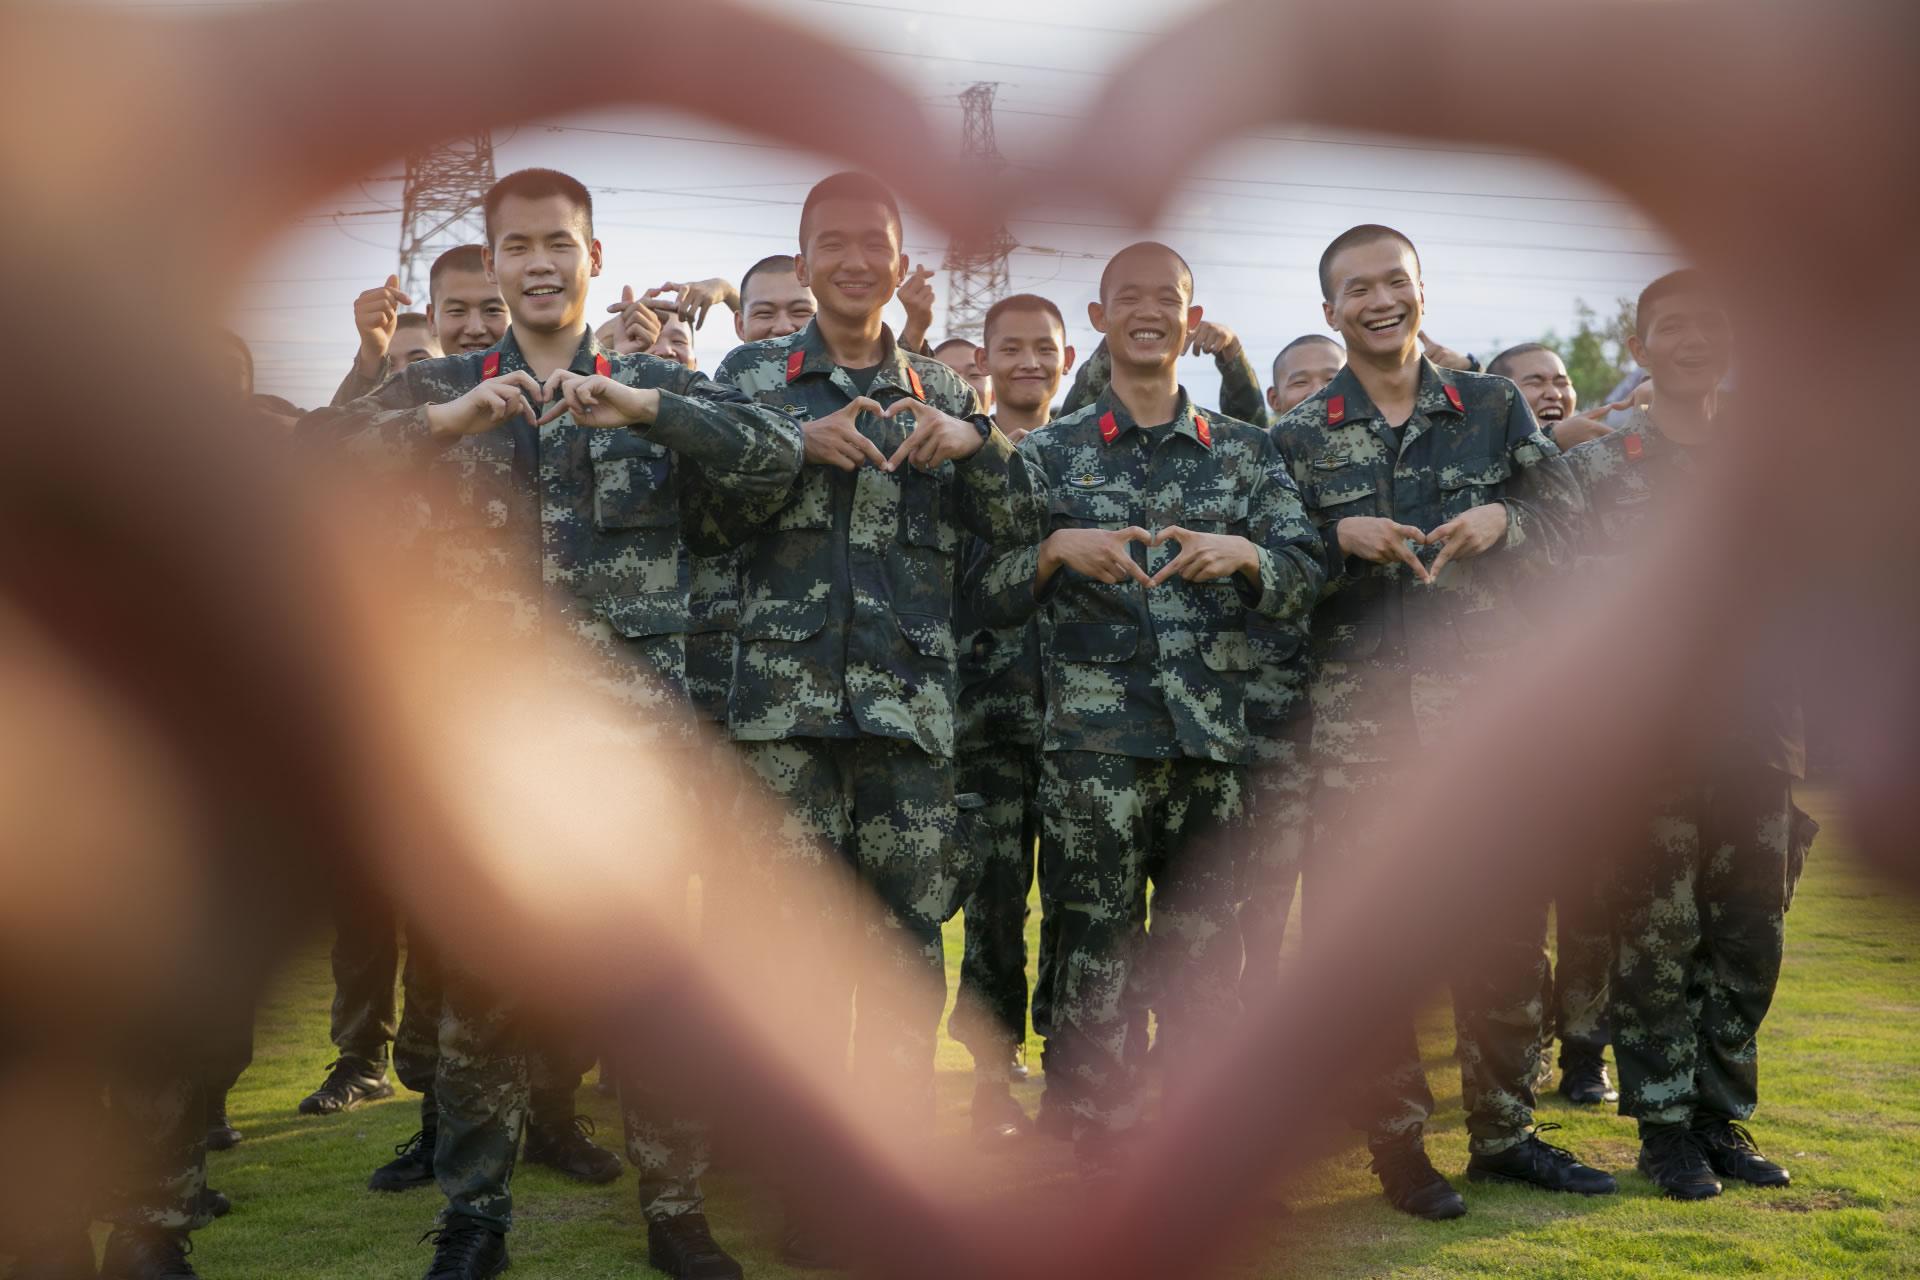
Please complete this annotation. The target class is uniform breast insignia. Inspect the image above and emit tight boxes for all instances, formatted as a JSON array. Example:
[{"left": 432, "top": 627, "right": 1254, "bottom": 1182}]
[
  {"left": 1067, "top": 471, "right": 1106, "bottom": 489},
  {"left": 1312, "top": 452, "right": 1350, "bottom": 470}
]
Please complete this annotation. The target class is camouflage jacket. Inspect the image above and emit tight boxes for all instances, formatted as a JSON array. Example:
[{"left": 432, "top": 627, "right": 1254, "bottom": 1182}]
[
  {"left": 711, "top": 320, "right": 1042, "bottom": 759},
  {"left": 298, "top": 329, "right": 803, "bottom": 731},
  {"left": 1273, "top": 359, "right": 1583, "bottom": 763},
  {"left": 1062, "top": 337, "right": 1271, "bottom": 428},
  {"left": 330, "top": 360, "right": 383, "bottom": 408},
  {"left": 1563, "top": 410, "right": 1804, "bottom": 778},
  {"left": 955, "top": 533, "right": 1045, "bottom": 752},
  {"left": 683, "top": 550, "right": 740, "bottom": 723},
  {"left": 969, "top": 389, "right": 1323, "bottom": 764}
]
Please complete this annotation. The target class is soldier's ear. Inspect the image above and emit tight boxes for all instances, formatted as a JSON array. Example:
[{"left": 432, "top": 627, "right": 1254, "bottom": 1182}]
[
  {"left": 1062, "top": 344, "right": 1077, "bottom": 375},
  {"left": 1088, "top": 300, "right": 1107, "bottom": 336},
  {"left": 1321, "top": 298, "right": 1336, "bottom": 331},
  {"left": 588, "top": 239, "right": 604, "bottom": 280},
  {"left": 794, "top": 253, "right": 813, "bottom": 289},
  {"left": 1267, "top": 386, "right": 1282, "bottom": 413},
  {"left": 1626, "top": 332, "right": 1651, "bottom": 370},
  {"left": 482, "top": 246, "right": 498, "bottom": 285},
  {"left": 1186, "top": 304, "right": 1204, "bottom": 334}
]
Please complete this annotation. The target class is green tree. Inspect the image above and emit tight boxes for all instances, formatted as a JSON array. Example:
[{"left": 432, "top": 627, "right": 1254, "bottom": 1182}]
[{"left": 1541, "top": 296, "right": 1636, "bottom": 407}]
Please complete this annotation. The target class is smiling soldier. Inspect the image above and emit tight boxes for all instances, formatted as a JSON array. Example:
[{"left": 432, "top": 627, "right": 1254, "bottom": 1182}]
[
  {"left": 1272, "top": 224, "right": 1603, "bottom": 1221},
  {"left": 968, "top": 241, "right": 1323, "bottom": 1172}
]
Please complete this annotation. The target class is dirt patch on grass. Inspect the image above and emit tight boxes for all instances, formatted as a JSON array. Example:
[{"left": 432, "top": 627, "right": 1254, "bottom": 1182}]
[{"left": 1749, "top": 1188, "right": 1858, "bottom": 1213}]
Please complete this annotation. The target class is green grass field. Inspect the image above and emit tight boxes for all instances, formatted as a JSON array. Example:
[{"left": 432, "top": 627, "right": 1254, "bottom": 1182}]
[{"left": 181, "top": 787, "right": 1919, "bottom": 1278}]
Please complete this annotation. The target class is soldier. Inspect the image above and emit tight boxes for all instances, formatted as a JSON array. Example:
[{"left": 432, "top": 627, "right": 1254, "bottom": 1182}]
[
  {"left": 948, "top": 293, "right": 1075, "bottom": 1141},
  {"left": 330, "top": 247, "right": 511, "bottom": 408},
  {"left": 1063, "top": 317, "right": 1271, "bottom": 426},
  {"left": 1274, "top": 225, "right": 1609, "bottom": 1219},
  {"left": 932, "top": 336, "right": 994, "bottom": 413},
  {"left": 1487, "top": 342, "right": 1617, "bottom": 451},
  {"left": 1479, "top": 340, "right": 1620, "bottom": 1109},
  {"left": 709, "top": 171, "right": 1038, "bottom": 1261},
  {"left": 301, "top": 167, "right": 800, "bottom": 1280},
  {"left": 732, "top": 255, "right": 817, "bottom": 343},
  {"left": 1561, "top": 270, "right": 1803, "bottom": 1201},
  {"left": 968, "top": 242, "right": 1324, "bottom": 1171},
  {"left": 1266, "top": 334, "right": 1344, "bottom": 418},
  {"left": 648, "top": 313, "right": 698, "bottom": 368}
]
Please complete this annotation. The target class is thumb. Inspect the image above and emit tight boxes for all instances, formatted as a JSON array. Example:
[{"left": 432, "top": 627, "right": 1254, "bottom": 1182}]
[
  {"left": 621, "top": 285, "right": 635, "bottom": 304},
  {"left": 385, "top": 273, "right": 399, "bottom": 290}
]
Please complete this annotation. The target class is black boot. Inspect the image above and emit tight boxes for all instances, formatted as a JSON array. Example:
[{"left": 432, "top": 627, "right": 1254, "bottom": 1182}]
[
  {"left": 297, "top": 1056, "right": 394, "bottom": 1116},
  {"left": 1637, "top": 1122, "right": 1722, "bottom": 1200},
  {"left": 370, "top": 1128, "right": 438, "bottom": 1192},
  {"left": 7, "top": 1235, "right": 97, "bottom": 1280},
  {"left": 1694, "top": 1117, "right": 1791, "bottom": 1187},
  {"left": 419, "top": 1220, "right": 508, "bottom": 1280},
  {"left": 1368, "top": 1131, "right": 1467, "bottom": 1221},
  {"left": 970, "top": 1079, "right": 1028, "bottom": 1144},
  {"left": 522, "top": 1114, "right": 621, "bottom": 1185},
  {"left": 98, "top": 1228, "right": 197, "bottom": 1280},
  {"left": 1466, "top": 1124, "right": 1616, "bottom": 1195},
  {"left": 204, "top": 1090, "right": 241, "bottom": 1152},
  {"left": 201, "top": 1188, "right": 231, "bottom": 1219},
  {"left": 647, "top": 1212, "right": 743, "bottom": 1280},
  {"left": 1556, "top": 1043, "right": 1618, "bottom": 1106}
]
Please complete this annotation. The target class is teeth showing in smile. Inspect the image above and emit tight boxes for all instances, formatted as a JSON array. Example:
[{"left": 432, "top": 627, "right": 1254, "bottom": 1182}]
[
  {"left": 1130, "top": 329, "right": 1165, "bottom": 341},
  {"left": 1364, "top": 316, "right": 1403, "bottom": 331},
  {"left": 526, "top": 286, "right": 561, "bottom": 296}
]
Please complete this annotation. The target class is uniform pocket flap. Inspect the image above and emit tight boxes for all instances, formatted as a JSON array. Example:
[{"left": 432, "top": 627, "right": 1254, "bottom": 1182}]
[
  {"left": 1053, "top": 621, "right": 1139, "bottom": 663},
  {"left": 895, "top": 611, "right": 956, "bottom": 662},
  {"left": 1199, "top": 630, "right": 1257, "bottom": 672},
  {"left": 594, "top": 455, "right": 678, "bottom": 529},
  {"left": 1307, "top": 469, "right": 1378, "bottom": 508},
  {"left": 1314, "top": 620, "right": 1383, "bottom": 661},
  {"left": 1247, "top": 621, "right": 1304, "bottom": 664},
  {"left": 1440, "top": 457, "right": 1514, "bottom": 490},
  {"left": 601, "top": 589, "right": 691, "bottom": 639},
  {"left": 738, "top": 596, "right": 830, "bottom": 642}
]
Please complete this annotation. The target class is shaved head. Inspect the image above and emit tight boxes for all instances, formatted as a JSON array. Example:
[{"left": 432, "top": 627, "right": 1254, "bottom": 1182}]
[{"left": 1098, "top": 241, "right": 1193, "bottom": 303}]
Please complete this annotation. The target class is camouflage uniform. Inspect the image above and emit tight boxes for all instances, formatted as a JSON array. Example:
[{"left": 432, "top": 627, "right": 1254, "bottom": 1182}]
[
  {"left": 301, "top": 327, "right": 803, "bottom": 1229},
  {"left": 1238, "top": 616, "right": 1312, "bottom": 1005},
  {"left": 949, "top": 534, "right": 1051, "bottom": 1072},
  {"left": 1563, "top": 413, "right": 1806, "bottom": 1130},
  {"left": 1062, "top": 337, "right": 1272, "bottom": 428},
  {"left": 711, "top": 320, "right": 1039, "bottom": 1104},
  {"left": 969, "top": 389, "right": 1323, "bottom": 1136},
  {"left": 1275, "top": 359, "right": 1583, "bottom": 1155}
]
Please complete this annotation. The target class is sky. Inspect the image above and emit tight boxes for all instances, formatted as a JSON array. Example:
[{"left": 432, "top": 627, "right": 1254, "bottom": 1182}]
[{"left": 126, "top": 0, "right": 1681, "bottom": 409}]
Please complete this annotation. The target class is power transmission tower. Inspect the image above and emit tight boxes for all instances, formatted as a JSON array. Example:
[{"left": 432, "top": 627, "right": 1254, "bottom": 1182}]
[
  {"left": 396, "top": 132, "right": 497, "bottom": 299},
  {"left": 941, "top": 83, "right": 1016, "bottom": 344}
]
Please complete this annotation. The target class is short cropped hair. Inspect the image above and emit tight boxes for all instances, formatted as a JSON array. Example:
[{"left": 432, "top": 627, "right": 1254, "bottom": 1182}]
[
  {"left": 932, "top": 337, "right": 978, "bottom": 359},
  {"left": 984, "top": 293, "right": 1067, "bottom": 343},
  {"left": 1487, "top": 342, "right": 1556, "bottom": 379},
  {"left": 428, "top": 245, "right": 487, "bottom": 299},
  {"left": 1098, "top": 241, "right": 1194, "bottom": 303},
  {"left": 1318, "top": 224, "right": 1421, "bottom": 299},
  {"left": 1635, "top": 268, "right": 1716, "bottom": 337},
  {"left": 394, "top": 311, "right": 431, "bottom": 331},
  {"left": 1270, "top": 333, "right": 1342, "bottom": 381},
  {"left": 799, "top": 172, "right": 902, "bottom": 250},
  {"left": 740, "top": 254, "right": 800, "bottom": 304},
  {"left": 483, "top": 168, "right": 594, "bottom": 248}
]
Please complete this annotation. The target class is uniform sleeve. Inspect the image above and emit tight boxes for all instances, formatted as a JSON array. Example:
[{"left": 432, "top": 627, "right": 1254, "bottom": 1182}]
[
  {"left": 1216, "top": 345, "right": 1272, "bottom": 428},
  {"left": 1058, "top": 339, "right": 1110, "bottom": 418},
  {"left": 686, "top": 347, "right": 805, "bottom": 553},
  {"left": 965, "top": 432, "right": 1053, "bottom": 629},
  {"left": 328, "top": 360, "right": 385, "bottom": 409},
  {"left": 294, "top": 363, "right": 444, "bottom": 474},
  {"left": 1270, "top": 416, "right": 1354, "bottom": 601},
  {"left": 952, "top": 419, "right": 1043, "bottom": 547},
  {"left": 636, "top": 363, "right": 803, "bottom": 519},
  {"left": 1494, "top": 386, "right": 1586, "bottom": 572},
  {"left": 1239, "top": 437, "right": 1327, "bottom": 621}
]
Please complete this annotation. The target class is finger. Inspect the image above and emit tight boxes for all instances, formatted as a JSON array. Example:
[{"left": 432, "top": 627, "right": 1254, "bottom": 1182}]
[
  {"left": 1389, "top": 538, "right": 1433, "bottom": 585},
  {"left": 1388, "top": 522, "right": 1428, "bottom": 545},
  {"left": 541, "top": 368, "right": 572, "bottom": 404},
  {"left": 1152, "top": 524, "right": 1189, "bottom": 548},
  {"left": 1426, "top": 519, "right": 1458, "bottom": 544},
  {"left": 1148, "top": 552, "right": 1187, "bottom": 588},
  {"left": 881, "top": 397, "right": 925, "bottom": 419},
  {"left": 1426, "top": 538, "right": 1461, "bottom": 579},
  {"left": 534, "top": 400, "right": 569, "bottom": 427},
  {"left": 1121, "top": 525, "right": 1153, "bottom": 545},
  {"left": 885, "top": 425, "right": 920, "bottom": 472},
  {"left": 1122, "top": 554, "right": 1156, "bottom": 588},
  {"left": 854, "top": 433, "right": 890, "bottom": 470}
]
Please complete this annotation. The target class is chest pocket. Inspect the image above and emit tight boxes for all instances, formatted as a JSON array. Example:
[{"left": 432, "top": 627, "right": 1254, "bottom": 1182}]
[
  {"left": 427, "top": 438, "right": 516, "bottom": 531},
  {"left": 1182, "top": 487, "right": 1248, "bottom": 532},
  {"left": 592, "top": 446, "right": 678, "bottom": 531},
  {"left": 1304, "top": 461, "right": 1378, "bottom": 519},
  {"left": 898, "top": 468, "right": 959, "bottom": 551},
  {"left": 1438, "top": 455, "right": 1513, "bottom": 520},
  {"left": 1050, "top": 486, "right": 1132, "bottom": 530}
]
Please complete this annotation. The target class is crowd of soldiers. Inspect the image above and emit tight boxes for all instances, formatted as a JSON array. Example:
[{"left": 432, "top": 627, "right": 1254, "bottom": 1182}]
[{"left": 40, "top": 166, "right": 1814, "bottom": 1280}]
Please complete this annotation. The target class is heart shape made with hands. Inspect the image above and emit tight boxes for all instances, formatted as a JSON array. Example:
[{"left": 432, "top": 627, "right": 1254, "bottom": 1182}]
[{"left": 3, "top": 2, "right": 1917, "bottom": 1278}]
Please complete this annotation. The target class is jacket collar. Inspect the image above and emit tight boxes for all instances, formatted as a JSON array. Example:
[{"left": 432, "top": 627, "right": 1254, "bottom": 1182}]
[
  {"left": 786, "top": 319, "right": 927, "bottom": 400},
  {"left": 1092, "top": 386, "right": 1212, "bottom": 450},
  {"left": 1322, "top": 356, "right": 1464, "bottom": 427}
]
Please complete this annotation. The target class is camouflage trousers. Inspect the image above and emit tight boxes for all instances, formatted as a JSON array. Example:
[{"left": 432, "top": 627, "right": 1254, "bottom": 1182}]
[
  {"left": 1238, "top": 737, "right": 1311, "bottom": 1007},
  {"left": 1040, "top": 750, "right": 1245, "bottom": 1136},
  {"left": 1610, "top": 765, "right": 1792, "bottom": 1129},
  {"left": 330, "top": 892, "right": 400, "bottom": 1068},
  {"left": 949, "top": 742, "right": 1056, "bottom": 1073},
  {"left": 1312, "top": 762, "right": 1549, "bottom": 1156},
  {"left": 737, "top": 736, "right": 958, "bottom": 1109},
  {"left": 1549, "top": 889, "right": 1613, "bottom": 1054},
  {"left": 103, "top": 1000, "right": 254, "bottom": 1232}
]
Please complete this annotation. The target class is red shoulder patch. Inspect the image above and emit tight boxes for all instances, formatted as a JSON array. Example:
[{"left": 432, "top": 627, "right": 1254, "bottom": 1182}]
[
  {"left": 1099, "top": 410, "right": 1120, "bottom": 445},
  {"left": 785, "top": 349, "right": 805, "bottom": 384},
  {"left": 906, "top": 365, "right": 926, "bottom": 402},
  {"left": 481, "top": 352, "right": 501, "bottom": 380},
  {"left": 1443, "top": 384, "right": 1465, "bottom": 413},
  {"left": 1193, "top": 412, "right": 1212, "bottom": 448},
  {"left": 594, "top": 353, "right": 611, "bottom": 378},
  {"left": 1326, "top": 395, "right": 1345, "bottom": 426},
  {"left": 1623, "top": 432, "right": 1644, "bottom": 461}
]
